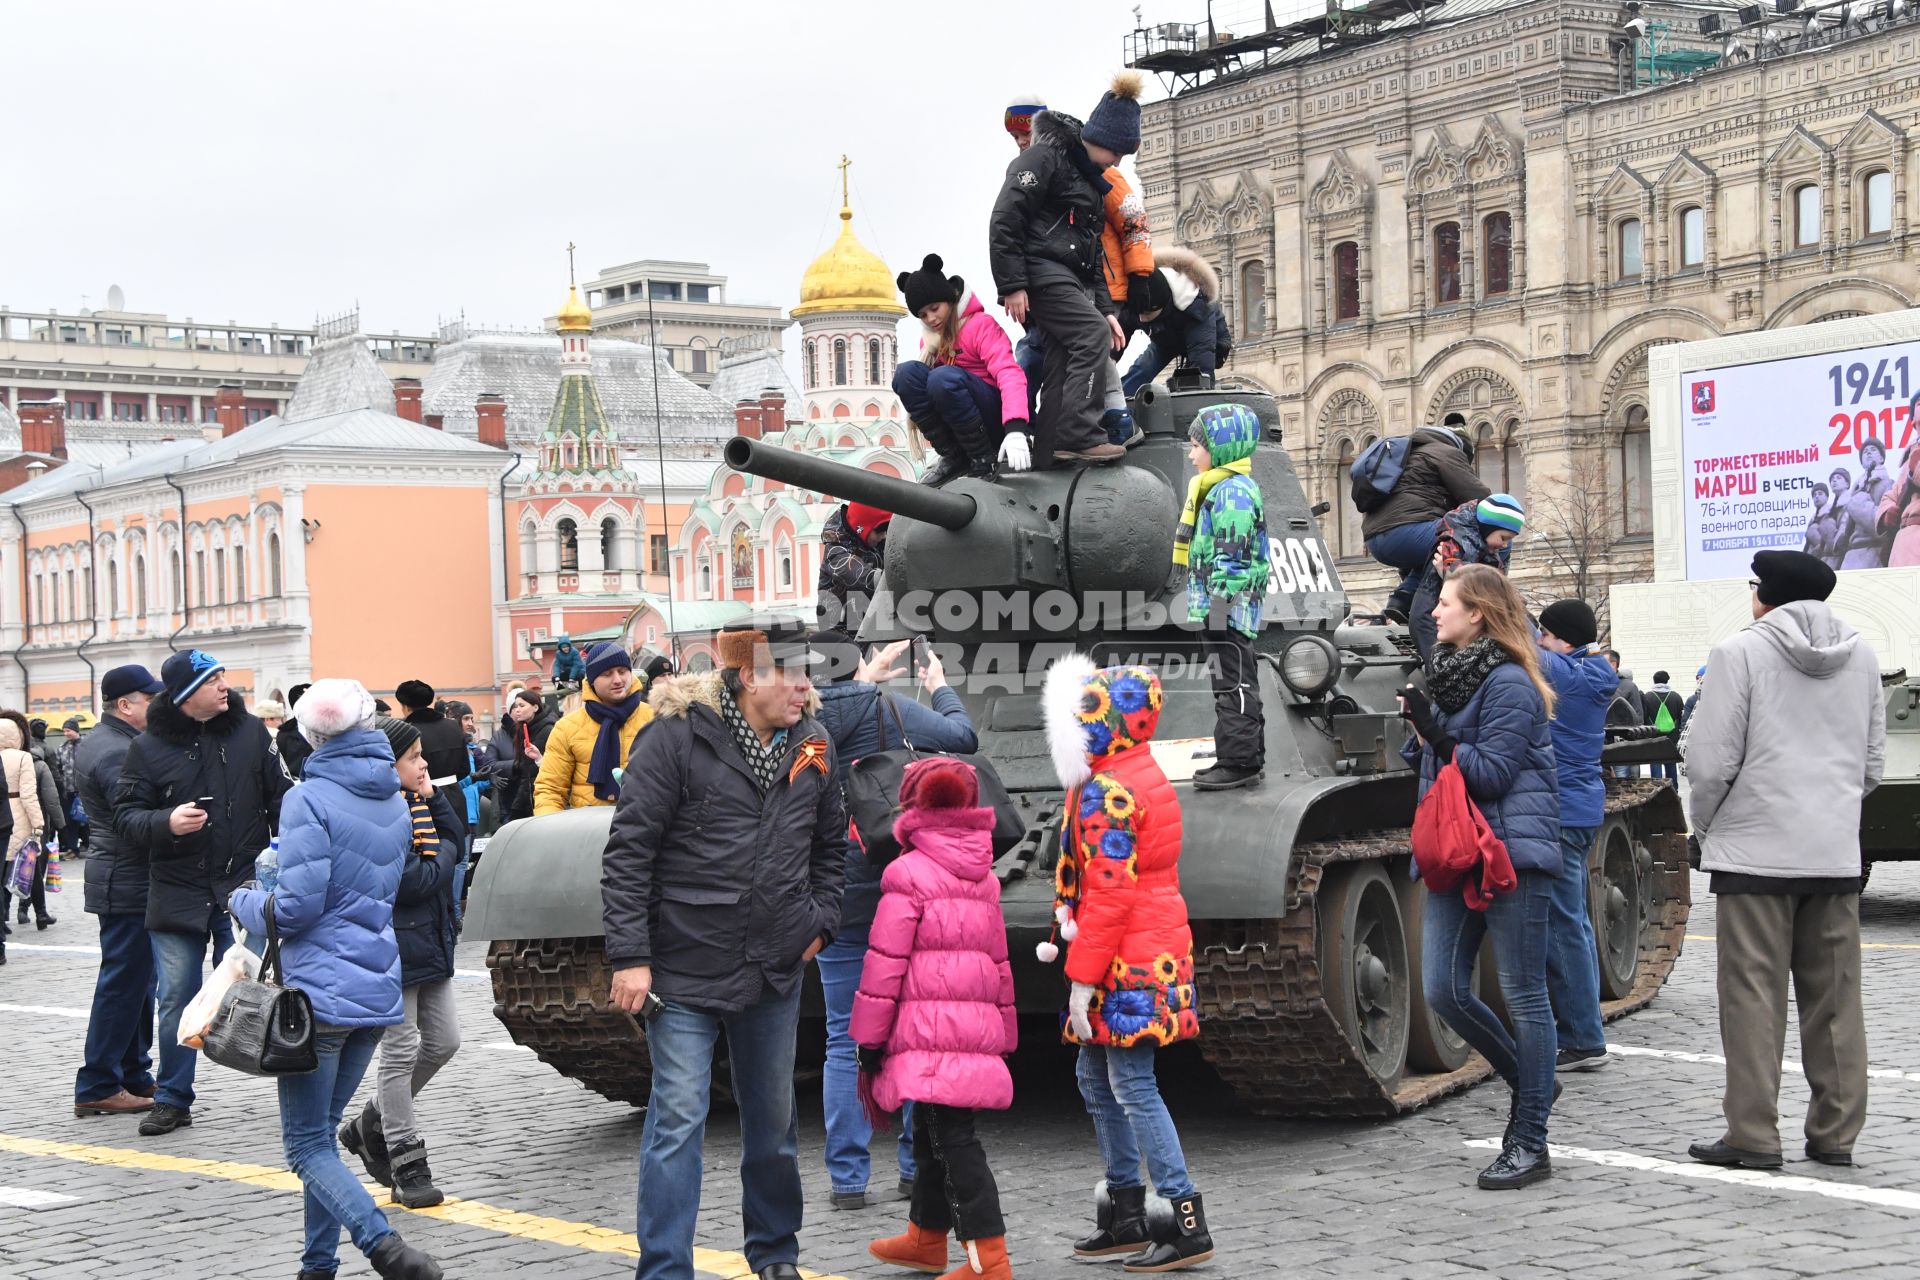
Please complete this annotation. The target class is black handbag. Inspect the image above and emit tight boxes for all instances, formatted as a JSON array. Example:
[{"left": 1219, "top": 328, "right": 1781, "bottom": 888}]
[
  {"left": 203, "top": 897, "right": 317, "bottom": 1076},
  {"left": 844, "top": 692, "right": 1026, "bottom": 867}
]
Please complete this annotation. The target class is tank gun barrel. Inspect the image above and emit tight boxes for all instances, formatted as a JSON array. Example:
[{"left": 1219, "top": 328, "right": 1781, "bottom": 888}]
[{"left": 724, "top": 437, "right": 975, "bottom": 531}]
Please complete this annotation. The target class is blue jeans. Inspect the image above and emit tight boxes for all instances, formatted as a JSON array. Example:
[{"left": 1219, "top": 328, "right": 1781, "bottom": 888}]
[
  {"left": 817, "top": 927, "right": 914, "bottom": 1195},
  {"left": 894, "top": 361, "right": 1004, "bottom": 463},
  {"left": 1423, "top": 869, "right": 1556, "bottom": 1150},
  {"left": 151, "top": 909, "right": 236, "bottom": 1110},
  {"left": 75, "top": 912, "right": 156, "bottom": 1103},
  {"left": 1364, "top": 518, "right": 1443, "bottom": 604},
  {"left": 1015, "top": 333, "right": 1044, "bottom": 417},
  {"left": 638, "top": 987, "right": 804, "bottom": 1280},
  {"left": 280, "top": 1026, "right": 395, "bottom": 1273},
  {"left": 1544, "top": 826, "right": 1606, "bottom": 1055},
  {"left": 1120, "top": 340, "right": 1176, "bottom": 399},
  {"left": 1651, "top": 760, "right": 1678, "bottom": 781},
  {"left": 1075, "top": 1044, "right": 1196, "bottom": 1199}
]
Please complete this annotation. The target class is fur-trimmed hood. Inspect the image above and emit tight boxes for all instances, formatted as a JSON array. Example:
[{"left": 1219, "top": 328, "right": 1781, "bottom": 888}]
[
  {"left": 146, "top": 687, "right": 252, "bottom": 745},
  {"left": 1153, "top": 245, "right": 1219, "bottom": 304},
  {"left": 1044, "top": 655, "right": 1164, "bottom": 790},
  {"left": 647, "top": 670, "right": 823, "bottom": 721}
]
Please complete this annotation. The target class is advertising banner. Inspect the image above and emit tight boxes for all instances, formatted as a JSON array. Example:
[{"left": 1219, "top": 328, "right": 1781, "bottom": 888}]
[{"left": 1681, "top": 338, "right": 1920, "bottom": 579}]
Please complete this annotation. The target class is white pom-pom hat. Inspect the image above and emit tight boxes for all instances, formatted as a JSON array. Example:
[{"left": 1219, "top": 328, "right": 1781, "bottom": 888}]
[{"left": 295, "top": 678, "right": 376, "bottom": 747}]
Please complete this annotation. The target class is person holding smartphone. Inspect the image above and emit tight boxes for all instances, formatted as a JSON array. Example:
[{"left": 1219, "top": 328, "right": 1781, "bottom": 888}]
[{"left": 111, "top": 649, "right": 290, "bottom": 1137}]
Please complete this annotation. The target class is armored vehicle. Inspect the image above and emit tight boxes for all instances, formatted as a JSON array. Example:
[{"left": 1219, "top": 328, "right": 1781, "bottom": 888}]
[
  {"left": 469, "top": 383, "right": 1690, "bottom": 1117},
  {"left": 1862, "top": 671, "right": 1920, "bottom": 889}
]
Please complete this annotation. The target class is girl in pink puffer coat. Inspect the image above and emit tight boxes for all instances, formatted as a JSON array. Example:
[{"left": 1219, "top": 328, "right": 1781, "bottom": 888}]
[{"left": 854, "top": 756, "right": 1018, "bottom": 1280}]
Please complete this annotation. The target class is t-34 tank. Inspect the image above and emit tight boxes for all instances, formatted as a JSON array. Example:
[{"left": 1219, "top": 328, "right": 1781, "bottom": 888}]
[{"left": 468, "top": 382, "right": 1690, "bottom": 1116}]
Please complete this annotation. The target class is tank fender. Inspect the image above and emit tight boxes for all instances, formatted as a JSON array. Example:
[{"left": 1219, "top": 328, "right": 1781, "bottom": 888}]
[{"left": 463, "top": 807, "right": 616, "bottom": 942}]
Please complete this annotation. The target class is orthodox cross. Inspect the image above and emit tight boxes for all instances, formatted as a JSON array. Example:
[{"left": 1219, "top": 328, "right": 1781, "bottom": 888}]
[
  {"left": 567, "top": 241, "right": 577, "bottom": 288},
  {"left": 838, "top": 155, "right": 851, "bottom": 207}
]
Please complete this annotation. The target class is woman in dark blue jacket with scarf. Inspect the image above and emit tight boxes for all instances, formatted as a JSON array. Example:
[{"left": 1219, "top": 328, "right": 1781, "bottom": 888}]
[
  {"left": 807, "top": 630, "right": 978, "bottom": 1208},
  {"left": 1399, "top": 564, "right": 1561, "bottom": 1192},
  {"left": 228, "top": 680, "right": 443, "bottom": 1280}
]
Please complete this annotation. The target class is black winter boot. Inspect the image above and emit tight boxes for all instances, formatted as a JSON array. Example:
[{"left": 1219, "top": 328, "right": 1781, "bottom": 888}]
[
  {"left": 1122, "top": 1191, "right": 1214, "bottom": 1272},
  {"left": 944, "top": 409, "right": 997, "bottom": 474},
  {"left": 369, "top": 1234, "right": 442, "bottom": 1279},
  {"left": 912, "top": 418, "right": 968, "bottom": 487},
  {"left": 340, "top": 1103, "right": 392, "bottom": 1187},
  {"left": 388, "top": 1138, "right": 445, "bottom": 1209},
  {"left": 1074, "top": 1183, "right": 1153, "bottom": 1258}
]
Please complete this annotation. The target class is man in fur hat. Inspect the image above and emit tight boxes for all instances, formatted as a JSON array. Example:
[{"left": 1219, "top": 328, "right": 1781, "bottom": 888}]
[{"left": 604, "top": 618, "right": 845, "bottom": 1280}]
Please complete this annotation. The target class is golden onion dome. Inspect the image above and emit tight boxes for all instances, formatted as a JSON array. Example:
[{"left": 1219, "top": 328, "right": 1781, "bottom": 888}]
[
  {"left": 555, "top": 285, "right": 593, "bottom": 333},
  {"left": 794, "top": 205, "right": 906, "bottom": 317}
]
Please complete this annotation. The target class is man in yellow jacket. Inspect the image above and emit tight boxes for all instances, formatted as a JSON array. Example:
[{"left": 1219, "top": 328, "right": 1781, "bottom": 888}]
[{"left": 533, "top": 643, "right": 654, "bottom": 815}]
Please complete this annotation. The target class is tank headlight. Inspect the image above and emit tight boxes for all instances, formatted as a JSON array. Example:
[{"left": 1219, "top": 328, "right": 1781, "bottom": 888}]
[{"left": 1279, "top": 635, "right": 1341, "bottom": 698}]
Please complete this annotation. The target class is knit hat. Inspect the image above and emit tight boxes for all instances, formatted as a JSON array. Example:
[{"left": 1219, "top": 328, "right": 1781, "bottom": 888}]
[
  {"left": 1751, "top": 549, "right": 1836, "bottom": 607},
  {"left": 899, "top": 757, "right": 978, "bottom": 811},
  {"left": 845, "top": 502, "right": 892, "bottom": 544},
  {"left": 1081, "top": 71, "right": 1144, "bottom": 155},
  {"left": 287, "top": 682, "right": 311, "bottom": 708},
  {"left": 1004, "top": 95, "right": 1046, "bottom": 138},
  {"left": 376, "top": 715, "right": 421, "bottom": 762},
  {"left": 897, "top": 253, "right": 963, "bottom": 318},
  {"left": 1475, "top": 494, "right": 1527, "bottom": 536},
  {"left": 584, "top": 643, "right": 632, "bottom": 682},
  {"left": 63, "top": 716, "right": 83, "bottom": 732},
  {"left": 445, "top": 699, "right": 473, "bottom": 719},
  {"left": 395, "top": 679, "right": 435, "bottom": 710},
  {"left": 161, "top": 649, "right": 225, "bottom": 704},
  {"left": 1537, "top": 600, "right": 1598, "bottom": 650},
  {"left": 296, "top": 678, "right": 376, "bottom": 747}
]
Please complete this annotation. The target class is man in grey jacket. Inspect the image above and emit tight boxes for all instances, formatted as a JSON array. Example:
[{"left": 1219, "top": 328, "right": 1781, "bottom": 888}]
[
  {"left": 604, "top": 618, "right": 844, "bottom": 1280},
  {"left": 1686, "top": 550, "right": 1886, "bottom": 1171}
]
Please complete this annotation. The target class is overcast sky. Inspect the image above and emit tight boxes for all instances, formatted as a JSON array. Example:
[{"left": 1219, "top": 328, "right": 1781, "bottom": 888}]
[{"left": 2, "top": 0, "right": 1214, "bottom": 368}]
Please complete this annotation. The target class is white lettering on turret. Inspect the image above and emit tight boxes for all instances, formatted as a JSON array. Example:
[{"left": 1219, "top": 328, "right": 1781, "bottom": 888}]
[{"left": 1265, "top": 537, "right": 1335, "bottom": 594}]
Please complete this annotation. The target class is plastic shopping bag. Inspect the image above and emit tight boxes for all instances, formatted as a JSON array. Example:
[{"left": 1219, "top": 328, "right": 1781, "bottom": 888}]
[
  {"left": 177, "top": 941, "right": 262, "bottom": 1049},
  {"left": 6, "top": 841, "right": 39, "bottom": 898},
  {"left": 44, "top": 853, "right": 61, "bottom": 894}
]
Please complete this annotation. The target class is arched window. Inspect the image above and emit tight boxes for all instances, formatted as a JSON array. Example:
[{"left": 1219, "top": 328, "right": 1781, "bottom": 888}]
[
  {"left": 267, "top": 533, "right": 281, "bottom": 596},
  {"left": 868, "top": 338, "right": 883, "bottom": 383},
  {"left": 1433, "top": 222, "right": 1462, "bottom": 304},
  {"left": 1793, "top": 184, "right": 1821, "bottom": 247},
  {"left": 833, "top": 338, "right": 849, "bottom": 386},
  {"left": 1678, "top": 207, "right": 1705, "bottom": 267},
  {"left": 1240, "top": 261, "right": 1267, "bottom": 337},
  {"left": 1863, "top": 170, "right": 1893, "bottom": 238},
  {"left": 212, "top": 549, "right": 225, "bottom": 605},
  {"left": 1482, "top": 213, "right": 1512, "bottom": 295},
  {"left": 1473, "top": 420, "right": 1528, "bottom": 508},
  {"left": 135, "top": 554, "right": 148, "bottom": 616},
  {"left": 699, "top": 558, "right": 713, "bottom": 597},
  {"left": 807, "top": 340, "right": 819, "bottom": 389},
  {"left": 193, "top": 551, "right": 206, "bottom": 610},
  {"left": 232, "top": 544, "right": 247, "bottom": 604},
  {"left": 108, "top": 559, "right": 120, "bottom": 617},
  {"left": 1620, "top": 405, "right": 1652, "bottom": 536},
  {"left": 1617, "top": 218, "right": 1644, "bottom": 279},
  {"left": 1333, "top": 241, "right": 1360, "bottom": 321},
  {"left": 557, "top": 518, "right": 579, "bottom": 571},
  {"left": 601, "top": 518, "right": 619, "bottom": 571},
  {"left": 560, "top": 436, "right": 578, "bottom": 469},
  {"left": 779, "top": 548, "right": 793, "bottom": 587},
  {"left": 590, "top": 437, "right": 605, "bottom": 468}
]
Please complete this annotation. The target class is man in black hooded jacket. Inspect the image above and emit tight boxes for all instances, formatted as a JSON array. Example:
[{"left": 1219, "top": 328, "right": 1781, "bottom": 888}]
[
  {"left": 113, "top": 650, "right": 289, "bottom": 1135},
  {"left": 397, "top": 681, "right": 470, "bottom": 850}
]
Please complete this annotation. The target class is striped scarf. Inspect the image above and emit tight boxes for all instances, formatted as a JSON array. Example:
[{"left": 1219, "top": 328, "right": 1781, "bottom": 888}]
[{"left": 406, "top": 791, "right": 439, "bottom": 857}]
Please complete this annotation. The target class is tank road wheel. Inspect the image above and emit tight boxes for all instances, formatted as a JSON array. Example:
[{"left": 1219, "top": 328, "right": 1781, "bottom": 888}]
[
  {"left": 1590, "top": 816, "right": 1643, "bottom": 1001},
  {"left": 1394, "top": 872, "right": 1471, "bottom": 1074},
  {"left": 1317, "top": 862, "right": 1411, "bottom": 1091}
]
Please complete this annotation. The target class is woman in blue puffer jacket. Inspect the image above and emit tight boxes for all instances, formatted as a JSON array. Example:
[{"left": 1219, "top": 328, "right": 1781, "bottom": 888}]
[
  {"left": 1398, "top": 564, "right": 1561, "bottom": 1194},
  {"left": 808, "top": 629, "right": 978, "bottom": 1209},
  {"left": 228, "top": 679, "right": 443, "bottom": 1280}
]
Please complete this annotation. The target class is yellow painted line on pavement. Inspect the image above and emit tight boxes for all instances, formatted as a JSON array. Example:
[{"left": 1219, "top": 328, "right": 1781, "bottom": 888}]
[
  {"left": 0, "top": 1134, "right": 849, "bottom": 1280},
  {"left": 1688, "top": 933, "right": 1920, "bottom": 951}
]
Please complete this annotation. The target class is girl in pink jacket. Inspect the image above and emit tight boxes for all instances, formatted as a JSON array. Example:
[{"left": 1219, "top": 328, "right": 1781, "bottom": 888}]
[
  {"left": 892, "top": 253, "right": 1032, "bottom": 486},
  {"left": 855, "top": 757, "right": 1017, "bottom": 1280}
]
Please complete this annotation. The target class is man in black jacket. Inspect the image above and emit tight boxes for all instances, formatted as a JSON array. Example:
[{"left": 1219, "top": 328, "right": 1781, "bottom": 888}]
[
  {"left": 990, "top": 106, "right": 1130, "bottom": 467},
  {"left": 605, "top": 618, "right": 844, "bottom": 1280},
  {"left": 114, "top": 650, "right": 290, "bottom": 1136},
  {"left": 1359, "top": 424, "right": 1491, "bottom": 621},
  {"left": 397, "top": 681, "right": 470, "bottom": 850},
  {"left": 277, "top": 682, "right": 314, "bottom": 780},
  {"left": 73, "top": 664, "right": 167, "bottom": 1118}
]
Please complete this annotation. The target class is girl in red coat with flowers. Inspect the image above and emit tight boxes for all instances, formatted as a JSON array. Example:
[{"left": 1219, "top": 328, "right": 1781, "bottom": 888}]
[
  {"left": 1037, "top": 657, "right": 1215, "bottom": 1273},
  {"left": 857, "top": 757, "right": 1017, "bottom": 1280}
]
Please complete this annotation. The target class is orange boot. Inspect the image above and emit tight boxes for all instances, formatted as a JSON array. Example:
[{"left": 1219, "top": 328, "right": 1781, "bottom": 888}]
[
  {"left": 937, "top": 1236, "right": 1012, "bottom": 1280},
  {"left": 869, "top": 1222, "right": 951, "bottom": 1273}
]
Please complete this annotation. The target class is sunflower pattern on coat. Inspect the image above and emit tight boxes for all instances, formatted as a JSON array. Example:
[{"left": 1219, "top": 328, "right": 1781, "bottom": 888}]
[{"left": 1043, "top": 660, "right": 1199, "bottom": 1049}]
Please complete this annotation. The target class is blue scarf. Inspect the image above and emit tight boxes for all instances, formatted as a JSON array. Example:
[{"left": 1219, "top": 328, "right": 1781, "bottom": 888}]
[{"left": 585, "top": 693, "right": 642, "bottom": 800}]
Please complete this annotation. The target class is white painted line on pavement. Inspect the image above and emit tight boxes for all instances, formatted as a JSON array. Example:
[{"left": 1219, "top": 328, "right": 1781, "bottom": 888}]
[
  {"left": 1611, "top": 1042, "right": 1920, "bottom": 1084},
  {"left": 1464, "top": 1139, "right": 1920, "bottom": 1211},
  {"left": 480, "top": 1041, "right": 535, "bottom": 1053},
  {"left": 0, "top": 1002, "right": 88, "bottom": 1019},
  {"left": 0, "top": 1186, "right": 80, "bottom": 1208},
  {"left": 6, "top": 942, "right": 490, "bottom": 980}
]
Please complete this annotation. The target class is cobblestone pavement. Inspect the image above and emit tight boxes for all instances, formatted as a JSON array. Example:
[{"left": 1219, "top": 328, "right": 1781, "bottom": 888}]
[{"left": 6, "top": 860, "right": 1920, "bottom": 1279}]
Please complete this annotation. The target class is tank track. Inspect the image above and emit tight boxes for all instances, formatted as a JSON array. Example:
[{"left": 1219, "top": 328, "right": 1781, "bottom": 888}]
[
  {"left": 487, "top": 937, "right": 652, "bottom": 1107},
  {"left": 1191, "top": 784, "right": 1690, "bottom": 1118},
  {"left": 1598, "top": 778, "right": 1693, "bottom": 1022}
]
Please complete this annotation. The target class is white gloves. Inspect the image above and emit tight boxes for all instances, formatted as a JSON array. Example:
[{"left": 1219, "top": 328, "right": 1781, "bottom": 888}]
[
  {"left": 1069, "top": 982, "right": 1096, "bottom": 1041},
  {"left": 998, "top": 431, "right": 1032, "bottom": 473}
]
